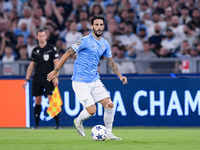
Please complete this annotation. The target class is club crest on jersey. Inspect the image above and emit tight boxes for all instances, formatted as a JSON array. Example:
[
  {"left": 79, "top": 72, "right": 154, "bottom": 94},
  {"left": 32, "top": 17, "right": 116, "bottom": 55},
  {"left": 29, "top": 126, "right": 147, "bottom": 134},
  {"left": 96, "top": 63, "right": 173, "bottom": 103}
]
[
  {"left": 101, "top": 45, "right": 105, "bottom": 48},
  {"left": 43, "top": 54, "right": 49, "bottom": 61}
]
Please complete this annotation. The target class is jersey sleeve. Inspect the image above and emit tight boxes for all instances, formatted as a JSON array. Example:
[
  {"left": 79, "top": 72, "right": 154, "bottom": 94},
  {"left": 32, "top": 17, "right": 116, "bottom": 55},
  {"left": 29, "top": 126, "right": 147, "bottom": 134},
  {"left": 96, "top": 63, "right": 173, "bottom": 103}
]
[
  {"left": 71, "top": 38, "right": 85, "bottom": 53},
  {"left": 52, "top": 46, "right": 59, "bottom": 59},
  {"left": 103, "top": 41, "right": 112, "bottom": 58},
  {"left": 30, "top": 48, "right": 36, "bottom": 61}
]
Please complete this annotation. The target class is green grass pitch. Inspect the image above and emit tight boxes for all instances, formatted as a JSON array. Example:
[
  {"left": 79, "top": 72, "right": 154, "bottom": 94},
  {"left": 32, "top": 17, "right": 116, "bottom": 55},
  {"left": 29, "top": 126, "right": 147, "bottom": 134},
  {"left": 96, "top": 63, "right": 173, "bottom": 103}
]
[{"left": 0, "top": 127, "right": 199, "bottom": 150}]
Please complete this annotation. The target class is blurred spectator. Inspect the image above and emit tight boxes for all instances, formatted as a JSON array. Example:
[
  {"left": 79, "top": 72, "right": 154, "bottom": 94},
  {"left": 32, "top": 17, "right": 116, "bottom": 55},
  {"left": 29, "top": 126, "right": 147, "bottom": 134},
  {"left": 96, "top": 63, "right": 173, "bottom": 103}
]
[
  {"left": 137, "top": 1, "right": 152, "bottom": 21},
  {"left": 18, "top": 45, "right": 29, "bottom": 60},
  {"left": 144, "top": 11, "right": 167, "bottom": 38},
  {"left": 90, "top": 3, "right": 104, "bottom": 16},
  {"left": 137, "top": 27, "right": 148, "bottom": 42},
  {"left": 182, "top": 23, "right": 199, "bottom": 48},
  {"left": 54, "top": 0, "right": 73, "bottom": 20},
  {"left": 63, "top": 54, "right": 76, "bottom": 75},
  {"left": 127, "top": 9, "right": 137, "bottom": 33},
  {"left": 17, "top": 6, "right": 32, "bottom": 31},
  {"left": 171, "top": 1, "right": 180, "bottom": 16},
  {"left": 45, "top": 0, "right": 64, "bottom": 29},
  {"left": 27, "top": 35, "right": 36, "bottom": 58},
  {"left": 0, "top": 32, "right": 6, "bottom": 59},
  {"left": 1, "top": 0, "right": 23, "bottom": 17},
  {"left": 190, "top": 47, "right": 199, "bottom": 57},
  {"left": 14, "top": 22, "right": 31, "bottom": 44},
  {"left": 103, "top": 20, "right": 119, "bottom": 47},
  {"left": 88, "top": 0, "right": 112, "bottom": 9},
  {"left": 189, "top": 8, "right": 200, "bottom": 29},
  {"left": 2, "top": 45, "right": 15, "bottom": 75},
  {"left": 15, "top": 34, "right": 26, "bottom": 57},
  {"left": 77, "top": 10, "right": 90, "bottom": 31},
  {"left": 116, "top": 23, "right": 143, "bottom": 54},
  {"left": 112, "top": 45, "right": 136, "bottom": 74},
  {"left": 77, "top": 18, "right": 91, "bottom": 34},
  {"left": 105, "top": 4, "right": 120, "bottom": 24},
  {"left": 187, "top": 0, "right": 196, "bottom": 16},
  {"left": 30, "top": 17, "right": 44, "bottom": 36},
  {"left": 118, "top": 21, "right": 126, "bottom": 35},
  {"left": 45, "top": 22, "right": 59, "bottom": 45},
  {"left": 111, "top": 44, "right": 118, "bottom": 59},
  {"left": 176, "top": 40, "right": 191, "bottom": 58},
  {"left": 59, "top": 18, "right": 72, "bottom": 41},
  {"left": 179, "top": 6, "right": 192, "bottom": 25},
  {"left": 55, "top": 38, "right": 66, "bottom": 53},
  {"left": 72, "top": 0, "right": 89, "bottom": 22},
  {"left": 135, "top": 41, "right": 157, "bottom": 74},
  {"left": 158, "top": 47, "right": 170, "bottom": 58},
  {"left": 154, "top": 0, "right": 165, "bottom": 14},
  {"left": 149, "top": 24, "right": 165, "bottom": 52},
  {"left": 170, "top": 16, "right": 185, "bottom": 39},
  {"left": 119, "top": 9, "right": 129, "bottom": 23},
  {"left": 34, "top": 7, "right": 47, "bottom": 26},
  {"left": 65, "top": 21, "right": 82, "bottom": 48},
  {"left": 164, "top": 7, "right": 173, "bottom": 27},
  {"left": 161, "top": 28, "right": 180, "bottom": 55},
  {"left": 7, "top": 10, "right": 18, "bottom": 31},
  {"left": 197, "top": 44, "right": 200, "bottom": 55}
]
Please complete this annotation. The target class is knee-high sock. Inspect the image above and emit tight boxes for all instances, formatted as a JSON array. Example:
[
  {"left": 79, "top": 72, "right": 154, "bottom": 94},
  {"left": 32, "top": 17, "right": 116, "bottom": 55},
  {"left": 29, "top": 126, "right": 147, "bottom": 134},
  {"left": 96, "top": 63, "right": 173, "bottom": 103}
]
[
  {"left": 104, "top": 108, "right": 114, "bottom": 135},
  {"left": 54, "top": 114, "right": 60, "bottom": 126},
  {"left": 76, "top": 109, "right": 92, "bottom": 124},
  {"left": 34, "top": 105, "right": 42, "bottom": 126}
]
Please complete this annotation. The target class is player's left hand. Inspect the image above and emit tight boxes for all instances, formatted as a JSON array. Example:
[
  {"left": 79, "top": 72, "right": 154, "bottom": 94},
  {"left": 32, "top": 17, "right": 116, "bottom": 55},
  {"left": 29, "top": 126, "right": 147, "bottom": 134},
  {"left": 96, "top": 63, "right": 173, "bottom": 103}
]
[{"left": 120, "top": 76, "right": 127, "bottom": 85}]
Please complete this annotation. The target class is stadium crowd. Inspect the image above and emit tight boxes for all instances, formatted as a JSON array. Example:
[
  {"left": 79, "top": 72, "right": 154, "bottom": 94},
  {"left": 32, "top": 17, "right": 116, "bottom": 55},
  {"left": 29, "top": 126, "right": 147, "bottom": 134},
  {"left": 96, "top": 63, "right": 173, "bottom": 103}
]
[{"left": 0, "top": 0, "right": 200, "bottom": 75}]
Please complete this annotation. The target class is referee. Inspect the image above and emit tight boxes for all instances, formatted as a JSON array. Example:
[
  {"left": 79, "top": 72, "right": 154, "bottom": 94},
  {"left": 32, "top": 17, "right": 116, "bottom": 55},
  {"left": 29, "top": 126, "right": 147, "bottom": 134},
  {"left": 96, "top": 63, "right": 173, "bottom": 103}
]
[{"left": 23, "top": 29, "right": 60, "bottom": 129}]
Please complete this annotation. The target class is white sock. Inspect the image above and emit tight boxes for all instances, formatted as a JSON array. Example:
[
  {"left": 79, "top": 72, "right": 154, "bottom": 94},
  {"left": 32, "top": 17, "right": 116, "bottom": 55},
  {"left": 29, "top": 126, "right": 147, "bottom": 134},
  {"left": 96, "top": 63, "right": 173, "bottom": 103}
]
[
  {"left": 104, "top": 108, "right": 114, "bottom": 135},
  {"left": 77, "top": 109, "right": 92, "bottom": 124}
]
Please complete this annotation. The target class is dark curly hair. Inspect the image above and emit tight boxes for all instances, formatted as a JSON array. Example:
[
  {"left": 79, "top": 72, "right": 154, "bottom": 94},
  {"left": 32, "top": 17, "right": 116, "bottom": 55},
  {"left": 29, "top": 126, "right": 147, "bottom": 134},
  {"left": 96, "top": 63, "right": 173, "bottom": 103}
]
[{"left": 90, "top": 15, "right": 105, "bottom": 25}]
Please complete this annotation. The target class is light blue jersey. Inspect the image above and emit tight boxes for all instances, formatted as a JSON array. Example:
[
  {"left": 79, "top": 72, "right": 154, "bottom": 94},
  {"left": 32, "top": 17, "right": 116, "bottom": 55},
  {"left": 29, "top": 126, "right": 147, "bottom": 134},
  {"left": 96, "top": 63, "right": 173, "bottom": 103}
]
[{"left": 71, "top": 33, "right": 112, "bottom": 82}]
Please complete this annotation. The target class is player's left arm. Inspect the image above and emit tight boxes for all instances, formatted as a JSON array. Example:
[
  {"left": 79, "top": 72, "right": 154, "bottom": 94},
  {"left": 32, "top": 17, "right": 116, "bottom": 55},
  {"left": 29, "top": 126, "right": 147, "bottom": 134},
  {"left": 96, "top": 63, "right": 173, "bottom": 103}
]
[{"left": 107, "top": 57, "right": 128, "bottom": 85}]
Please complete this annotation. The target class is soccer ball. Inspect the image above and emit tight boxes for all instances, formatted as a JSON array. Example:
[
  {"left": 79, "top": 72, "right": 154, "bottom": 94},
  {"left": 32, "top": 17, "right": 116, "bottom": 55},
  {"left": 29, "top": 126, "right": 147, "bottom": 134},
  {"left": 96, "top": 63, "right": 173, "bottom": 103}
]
[{"left": 91, "top": 125, "right": 108, "bottom": 141}]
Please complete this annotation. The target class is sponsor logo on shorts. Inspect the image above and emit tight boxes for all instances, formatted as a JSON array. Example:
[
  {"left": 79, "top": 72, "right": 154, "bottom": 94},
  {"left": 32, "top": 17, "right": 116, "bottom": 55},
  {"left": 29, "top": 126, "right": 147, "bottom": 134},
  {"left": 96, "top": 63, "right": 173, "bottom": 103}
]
[{"left": 83, "top": 99, "right": 88, "bottom": 105}]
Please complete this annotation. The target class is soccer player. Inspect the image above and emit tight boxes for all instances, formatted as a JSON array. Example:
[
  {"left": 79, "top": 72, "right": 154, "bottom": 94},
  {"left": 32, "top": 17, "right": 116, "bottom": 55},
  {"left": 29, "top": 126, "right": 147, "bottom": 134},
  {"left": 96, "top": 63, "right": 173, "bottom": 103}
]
[
  {"left": 47, "top": 15, "right": 127, "bottom": 140},
  {"left": 22, "top": 29, "right": 60, "bottom": 129}
]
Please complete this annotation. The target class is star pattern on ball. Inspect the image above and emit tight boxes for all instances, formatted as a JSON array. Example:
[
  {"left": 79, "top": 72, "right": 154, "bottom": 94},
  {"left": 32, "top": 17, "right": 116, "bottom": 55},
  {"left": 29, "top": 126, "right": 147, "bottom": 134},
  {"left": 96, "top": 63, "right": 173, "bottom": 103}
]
[
  {"left": 96, "top": 125, "right": 102, "bottom": 131},
  {"left": 96, "top": 134, "right": 103, "bottom": 139},
  {"left": 91, "top": 132, "right": 94, "bottom": 137}
]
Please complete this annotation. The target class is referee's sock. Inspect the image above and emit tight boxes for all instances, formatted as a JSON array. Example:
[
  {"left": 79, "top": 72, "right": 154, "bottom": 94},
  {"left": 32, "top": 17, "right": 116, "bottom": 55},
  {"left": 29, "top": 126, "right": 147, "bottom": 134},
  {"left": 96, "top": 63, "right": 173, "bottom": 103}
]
[
  {"left": 54, "top": 114, "right": 60, "bottom": 127},
  {"left": 34, "top": 105, "right": 42, "bottom": 126}
]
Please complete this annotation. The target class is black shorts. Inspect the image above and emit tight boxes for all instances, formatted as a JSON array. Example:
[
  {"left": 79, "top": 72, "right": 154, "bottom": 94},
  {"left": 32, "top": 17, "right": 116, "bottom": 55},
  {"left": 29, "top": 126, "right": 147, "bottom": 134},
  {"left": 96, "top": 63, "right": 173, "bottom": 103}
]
[{"left": 32, "top": 73, "right": 54, "bottom": 97}]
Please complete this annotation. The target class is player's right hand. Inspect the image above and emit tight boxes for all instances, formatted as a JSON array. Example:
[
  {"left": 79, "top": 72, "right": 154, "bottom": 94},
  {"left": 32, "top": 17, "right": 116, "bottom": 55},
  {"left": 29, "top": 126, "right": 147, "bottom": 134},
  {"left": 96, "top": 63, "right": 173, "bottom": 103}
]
[{"left": 47, "top": 70, "right": 57, "bottom": 82}]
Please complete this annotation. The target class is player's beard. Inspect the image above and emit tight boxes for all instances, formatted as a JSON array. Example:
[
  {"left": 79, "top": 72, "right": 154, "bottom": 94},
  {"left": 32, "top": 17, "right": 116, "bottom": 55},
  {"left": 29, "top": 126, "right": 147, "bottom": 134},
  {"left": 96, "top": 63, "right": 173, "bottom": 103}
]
[{"left": 93, "top": 29, "right": 103, "bottom": 37}]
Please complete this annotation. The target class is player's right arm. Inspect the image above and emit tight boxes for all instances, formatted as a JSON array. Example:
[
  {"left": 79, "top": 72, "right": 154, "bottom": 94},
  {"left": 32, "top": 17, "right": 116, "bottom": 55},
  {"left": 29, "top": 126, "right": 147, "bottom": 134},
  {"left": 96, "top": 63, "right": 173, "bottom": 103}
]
[
  {"left": 22, "top": 61, "right": 35, "bottom": 89},
  {"left": 47, "top": 47, "right": 76, "bottom": 81}
]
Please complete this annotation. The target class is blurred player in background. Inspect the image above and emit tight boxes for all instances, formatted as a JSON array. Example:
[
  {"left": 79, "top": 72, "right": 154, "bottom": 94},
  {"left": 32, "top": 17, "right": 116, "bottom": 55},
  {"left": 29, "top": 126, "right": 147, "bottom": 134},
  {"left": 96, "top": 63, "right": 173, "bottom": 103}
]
[
  {"left": 47, "top": 15, "right": 127, "bottom": 140},
  {"left": 22, "top": 29, "right": 60, "bottom": 129}
]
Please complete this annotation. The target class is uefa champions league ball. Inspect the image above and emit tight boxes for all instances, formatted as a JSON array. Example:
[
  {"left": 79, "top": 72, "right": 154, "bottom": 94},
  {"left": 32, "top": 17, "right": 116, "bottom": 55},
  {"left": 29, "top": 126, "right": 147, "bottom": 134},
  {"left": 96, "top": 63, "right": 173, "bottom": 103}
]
[{"left": 91, "top": 125, "right": 108, "bottom": 141}]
